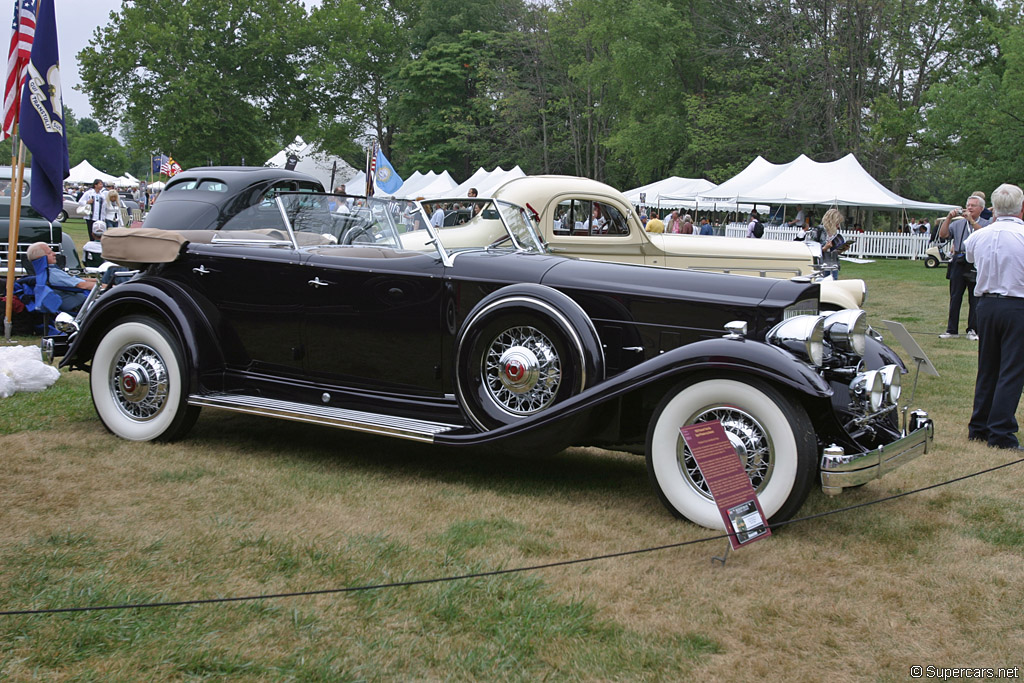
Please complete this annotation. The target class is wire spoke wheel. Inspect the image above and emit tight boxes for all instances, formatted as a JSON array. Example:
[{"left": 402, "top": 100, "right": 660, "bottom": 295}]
[
  {"left": 677, "top": 406, "right": 775, "bottom": 501},
  {"left": 110, "top": 342, "right": 170, "bottom": 421},
  {"left": 90, "top": 317, "right": 199, "bottom": 442},
  {"left": 646, "top": 378, "right": 816, "bottom": 529},
  {"left": 482, "top": 325, "right": 562, "bottom": 415}
]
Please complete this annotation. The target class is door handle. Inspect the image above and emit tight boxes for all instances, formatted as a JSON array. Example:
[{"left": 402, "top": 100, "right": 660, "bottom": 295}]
[
  {"left": 192, "top": 265, "right": 211, "bottom": 275},
  {"left": 308, "top": 277, "right": 331, "bottom": 288}
]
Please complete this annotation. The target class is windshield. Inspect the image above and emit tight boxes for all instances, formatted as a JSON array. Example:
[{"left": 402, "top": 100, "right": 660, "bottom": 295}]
[{"left": 270, "top": 193, "right": 547, "bottom": 259}]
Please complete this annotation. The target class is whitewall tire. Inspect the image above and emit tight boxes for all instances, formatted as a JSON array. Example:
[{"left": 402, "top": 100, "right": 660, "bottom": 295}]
[
  {"left": 90, "top": 317, "right": 199, "bottom": 442},
  {"left": 646, "top": 377, "right": 816, "bottom": 530}
]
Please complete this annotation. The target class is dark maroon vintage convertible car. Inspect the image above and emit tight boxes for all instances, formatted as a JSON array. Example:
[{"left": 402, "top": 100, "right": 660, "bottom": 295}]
[{"left": 44, "top": 167, "right": 933, "bottom": 530}]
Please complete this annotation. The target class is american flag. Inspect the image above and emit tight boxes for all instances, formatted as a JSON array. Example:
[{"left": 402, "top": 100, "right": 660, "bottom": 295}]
[
  {"left": 365, "top": 142, "right": 376, "bottom": 197},
  {"left": 2, "top": 0, "right": 36, "bottom": 140},
  {"left": 160, "top": 155, "right": 182, "bottom": 176}
]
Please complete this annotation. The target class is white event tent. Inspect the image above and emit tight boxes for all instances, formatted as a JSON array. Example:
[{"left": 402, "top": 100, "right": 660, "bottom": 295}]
[
  {"left": 394, "top": 170, "right": 457, "bottom": 198},
  {"left": 450, "top": 166, "right": 526, "bottom": 197},
  {"left": 265, "top": 137, "right": 358, "bottom": 191},
  {"left": 697, "top": 154, "right": 956, "bottom": 212},
  {"left": 623, "top": 176, "right": 716, "bottom": 207},
  {"left": 67, "top": 160, "right": 117, "bottom": 185}
]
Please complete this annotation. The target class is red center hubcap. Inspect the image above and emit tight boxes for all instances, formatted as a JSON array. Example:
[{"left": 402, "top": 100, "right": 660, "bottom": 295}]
[
  {"left": 505, "top": 360, "right": 524, "bottom": 381},
  {"left": 122, "top": 374, "right": 137, "bottom": 393}
]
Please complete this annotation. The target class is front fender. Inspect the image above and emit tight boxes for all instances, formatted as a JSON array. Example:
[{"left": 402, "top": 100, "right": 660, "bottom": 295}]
[
  {"left": 60, "top": 277, "right": 222, "bottom": 394},
  {"left": 436, "top": 336, "right": 830, "bottom": 446},
  {"left": 819, "top": 278, "right": 865, "bottom": 309}
]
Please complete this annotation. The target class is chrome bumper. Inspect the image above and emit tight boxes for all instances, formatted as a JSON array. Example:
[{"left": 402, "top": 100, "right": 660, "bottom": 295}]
[{"left": 820, "top": 410, "right": 934, "bottom": 495}]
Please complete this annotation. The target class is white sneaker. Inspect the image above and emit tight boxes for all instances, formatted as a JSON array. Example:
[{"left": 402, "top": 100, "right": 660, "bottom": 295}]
[
  {"left": 939, "top": 332, "right": 959, "bottom": 339},
  {"left": 966, "top": 330, "right": 979, "bottom": 341}
]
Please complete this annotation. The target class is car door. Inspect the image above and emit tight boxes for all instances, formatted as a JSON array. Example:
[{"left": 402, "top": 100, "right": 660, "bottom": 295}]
[
  {"left": 301, "top": 248, "right": 447, "bottom": 395},
  {"left": 176, "top": 196, "right": 309, "bottom": 377}
]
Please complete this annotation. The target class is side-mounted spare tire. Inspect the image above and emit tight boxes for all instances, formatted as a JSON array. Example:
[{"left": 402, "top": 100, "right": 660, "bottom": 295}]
[{"left": 455, "top": 284, "right": 605, "bottom": 431}]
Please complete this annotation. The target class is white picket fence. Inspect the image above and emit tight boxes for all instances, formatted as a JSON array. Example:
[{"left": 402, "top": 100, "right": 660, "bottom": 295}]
[{"left": 723, "top": 223, "right": 930, "bottom": 259}]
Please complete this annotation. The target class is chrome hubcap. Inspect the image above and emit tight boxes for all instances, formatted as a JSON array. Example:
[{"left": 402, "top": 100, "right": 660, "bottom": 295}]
[
  {"left": 110, "top": 343, "right": 169, "bottom": 421},
  {"left": 484, "top": 326, "right": 560, "bottom": 415},
  {"left": 677, "top": 406, "right": 774, "bottom": 500}
]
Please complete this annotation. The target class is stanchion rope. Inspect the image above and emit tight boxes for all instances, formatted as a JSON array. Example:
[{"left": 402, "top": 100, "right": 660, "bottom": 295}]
[{"left": 1, "top": 455, "right": 1020, "bottom": 617}]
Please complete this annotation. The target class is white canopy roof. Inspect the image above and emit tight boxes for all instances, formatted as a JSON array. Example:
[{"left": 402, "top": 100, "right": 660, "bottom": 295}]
[
  {"left": 67, "top": 160, "right": 118, "bottom": 185},
  {"left": 411, "top": 173, "right": 459, "bottom": 198},
  {"left": 698, "top": 154, "right": 956, "bottom": 212},
  {"left": 623, "top": 176, "right": 716, "bottom": 206},
  {"left": 394, "top": 170, "right": 457, "bottom": 198},
  {"left": 265, "top": 136, "right": 358, "bottom": 191},
  {"left": 450, "top": 166, "right": 526, "bottom": 197}
]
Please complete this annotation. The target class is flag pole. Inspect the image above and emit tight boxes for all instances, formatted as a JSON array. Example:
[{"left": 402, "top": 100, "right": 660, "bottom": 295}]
[{"left": 4, "top": 137, "right": 26, "bottom": 342}]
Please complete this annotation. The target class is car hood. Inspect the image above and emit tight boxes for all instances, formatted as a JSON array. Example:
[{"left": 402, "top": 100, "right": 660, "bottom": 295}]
[{"left": 537, "top": 256, "right": 818, "bottom": 336}]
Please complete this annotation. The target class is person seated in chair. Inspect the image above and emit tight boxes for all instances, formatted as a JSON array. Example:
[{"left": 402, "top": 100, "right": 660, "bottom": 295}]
[{"left": 25, "top": 242, "right": 96, "bottom": 313}]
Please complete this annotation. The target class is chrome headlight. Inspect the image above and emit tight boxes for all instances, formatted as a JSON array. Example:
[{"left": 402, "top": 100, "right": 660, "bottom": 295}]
[
  {"left": 879, "top": 364, "right": 902, "bottom": 405},
  {"left": 823, "top": 309, "right": 867, "bottom": 356},
  {"left": 767, "top": 315, "right": 824, "bottom": 367},
  {"left": 850, "top": 370, "right": 884, "bottom": 412}
]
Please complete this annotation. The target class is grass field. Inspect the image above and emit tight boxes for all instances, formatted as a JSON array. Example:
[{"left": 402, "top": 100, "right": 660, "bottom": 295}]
[{"left": 1, "top": 258, "right": 1022, "bottom": 680}]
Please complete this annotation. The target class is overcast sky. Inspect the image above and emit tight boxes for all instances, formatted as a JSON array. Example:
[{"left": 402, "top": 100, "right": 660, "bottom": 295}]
[
  {"left": 55, "top": 1, "right": 320, "bottom": 125},
  {"left": 54, "top": 1, "right": 122, "bottom": 122}
]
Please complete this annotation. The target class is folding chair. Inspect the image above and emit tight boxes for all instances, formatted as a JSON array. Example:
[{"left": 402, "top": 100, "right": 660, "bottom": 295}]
[{"left": 24, "top": 256, "right": 86, "bottom": 334}]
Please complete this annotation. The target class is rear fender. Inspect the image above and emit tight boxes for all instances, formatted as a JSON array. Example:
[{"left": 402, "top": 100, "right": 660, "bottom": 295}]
[{"left": 60, "top": 278, "right": 222, "bottom": 393}]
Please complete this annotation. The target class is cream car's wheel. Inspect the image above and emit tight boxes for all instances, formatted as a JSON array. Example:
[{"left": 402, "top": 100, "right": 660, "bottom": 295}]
[
  {"left": 646, "top": 377, "right": 816, "bottom": 530},
  {"left": 924, "top": 255, "right": 939, "bottom": 268},
  {"left": 90, "top": 317, "right": 199, "bottom": 442}
]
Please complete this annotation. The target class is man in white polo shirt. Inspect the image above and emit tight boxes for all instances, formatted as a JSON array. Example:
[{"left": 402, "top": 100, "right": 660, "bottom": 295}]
[{"left": 964, "top": 183, "right": 1024, "bottom": 449}]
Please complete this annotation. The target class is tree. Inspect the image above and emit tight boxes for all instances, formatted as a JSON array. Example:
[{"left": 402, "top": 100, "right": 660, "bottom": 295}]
[
  {"left": 69, "top": 132, "right": 128, "bottom": 177},
  {"left": 304, "top": 0, "right": 412, "bottom": 162},
  {"left": 78, "top": 0, "right": 310, "bottom": 170}
]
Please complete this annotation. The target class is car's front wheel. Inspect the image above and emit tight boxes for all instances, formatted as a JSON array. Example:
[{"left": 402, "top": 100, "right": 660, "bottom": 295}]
[
  {"left": 924, "top": 255, "right": 939, "bottom": 268},
  {"left": 646, "top": 377, "right": 816, "bottom": 530},
  {"left": 90, "top": 317, "right": 199, "bottom": 442},
  {"left": 58, "top": 209, "right": 68, "bottom": 223}
]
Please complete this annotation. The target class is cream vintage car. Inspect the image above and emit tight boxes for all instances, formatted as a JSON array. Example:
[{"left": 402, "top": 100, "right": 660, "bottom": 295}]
[{"left": 490, "top": 175, "right": 865, "bottom": 310}]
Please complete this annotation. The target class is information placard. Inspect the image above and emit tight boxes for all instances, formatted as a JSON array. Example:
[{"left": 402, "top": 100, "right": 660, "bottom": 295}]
[{"left": 680, "top": 420, "right": 771, "bottom": 549}]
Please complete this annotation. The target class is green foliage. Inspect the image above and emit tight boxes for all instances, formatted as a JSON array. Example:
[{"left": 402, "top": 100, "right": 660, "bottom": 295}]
[
  {"left": 68, "top": 132, "right": 128, "bottom": 177},
  {"left": 77, "top": 0, "right": 309, "bottom": 169},
  {"left": 77, "top": 0, "right": 1016, "bottom": 199}
]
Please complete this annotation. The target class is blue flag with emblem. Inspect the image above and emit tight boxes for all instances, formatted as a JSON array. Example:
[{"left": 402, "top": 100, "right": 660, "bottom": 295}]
[
  {"left": 17, "top": 0, "right": 67, "bottom": 222},
  {"left": 374, "top": 145, "right": 403, "bottom": 195}
]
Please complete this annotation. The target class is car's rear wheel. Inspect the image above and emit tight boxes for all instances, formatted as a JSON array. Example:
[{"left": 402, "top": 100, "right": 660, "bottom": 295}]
[
  {"left": 58, "top": 209, "right": 68, "bottom": 223},
  {"left": 924, "top": 255, "right": 939, "bottom": 268},
  {"left": 646, "top": 377, "right": 816, "bottom": 530},
  {"left": 90, "top": 316, "right": 199, "bottom": 442}
]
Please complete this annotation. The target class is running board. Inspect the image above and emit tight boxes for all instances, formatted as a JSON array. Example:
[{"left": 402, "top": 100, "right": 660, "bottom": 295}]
[{"left": 188, "top": 393, "right": 463, "bottom": 443}]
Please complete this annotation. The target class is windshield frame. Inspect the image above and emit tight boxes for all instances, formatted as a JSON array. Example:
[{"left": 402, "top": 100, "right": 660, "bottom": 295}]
[{"left": 266, "top": 192, "right": 547, "bottom": 265}]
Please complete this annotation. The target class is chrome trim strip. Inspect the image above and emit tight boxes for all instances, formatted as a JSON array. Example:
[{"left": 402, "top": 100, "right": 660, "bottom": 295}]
[
  {"left": 188, "top": 392, "right": 461, "bottom": 443},
  {"left": 819, "top": 417, "right": 933, "bottom": 494}
]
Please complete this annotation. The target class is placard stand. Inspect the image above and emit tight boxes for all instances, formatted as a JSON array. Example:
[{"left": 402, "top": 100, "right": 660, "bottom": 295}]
[
  {"left": 711, "top": 541, "right": 731, "bottom": 567},
  {"left": 882, "top": 321, "right": 939, "bottom": 433}
]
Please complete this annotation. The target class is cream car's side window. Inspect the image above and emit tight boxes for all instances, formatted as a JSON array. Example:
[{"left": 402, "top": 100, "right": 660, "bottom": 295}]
[{"left": 553, "top": 199, "right": 629, "bottom": 237}]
